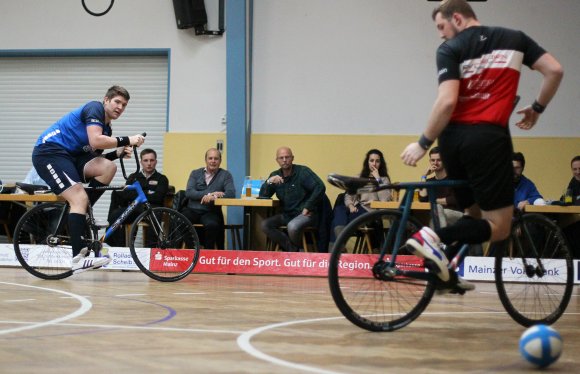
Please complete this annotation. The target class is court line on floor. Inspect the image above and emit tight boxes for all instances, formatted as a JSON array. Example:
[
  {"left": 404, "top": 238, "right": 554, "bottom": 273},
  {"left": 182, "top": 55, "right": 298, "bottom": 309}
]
[
  {"left": 238, "top": 316, "right": 347, "bottom": 374},
  {"left": 237, "top": 310, "right": 518, "bottom": 374},
  {"left": 0, "top": 281, "right": 92, "bottom": 336},
  {"left": 0, "top": 320, "right": 244, "bottom": 335}
]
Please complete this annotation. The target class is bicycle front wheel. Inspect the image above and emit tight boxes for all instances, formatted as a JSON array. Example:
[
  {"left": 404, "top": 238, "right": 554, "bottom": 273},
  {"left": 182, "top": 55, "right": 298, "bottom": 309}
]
[
  {"left": 494, "top": 213, "right": 573, "bottom": 327},
  {"left": 328, "top": 209, "right": 434, "bottom": 332},
  {"left": 13, "top": 202, "right": 74, "bottom": 280},
  {"left": 129, "top": 207, "right": 200, "bottom": 282}
]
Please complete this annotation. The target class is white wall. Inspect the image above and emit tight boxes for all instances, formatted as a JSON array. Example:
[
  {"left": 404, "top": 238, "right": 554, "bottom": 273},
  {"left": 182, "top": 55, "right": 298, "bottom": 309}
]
[
  {"left": 252, "top": 0, "right": 580, "bottom": 136},
  {"left": 1, "top": 0, "right": 578, "bottom": 137},
  {"left": 0, "top": 0, "right": 226, "bottom": 133}
]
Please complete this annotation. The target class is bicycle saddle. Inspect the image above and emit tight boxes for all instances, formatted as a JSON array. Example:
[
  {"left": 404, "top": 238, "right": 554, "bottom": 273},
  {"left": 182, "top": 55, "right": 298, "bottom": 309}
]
[
  {"left": 16, "top": 182, "right": 50, "bottom": 195},
  {"left": 327, "top": 173, "right": 379, "bottom": 194}
]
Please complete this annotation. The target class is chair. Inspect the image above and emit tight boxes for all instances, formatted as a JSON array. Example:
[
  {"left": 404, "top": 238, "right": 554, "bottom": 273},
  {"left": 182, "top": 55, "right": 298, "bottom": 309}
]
[
  {"left": 173, "top": 189, "right": 241, "bottom": 250},
  {"left": 0, "top": 202, "right": 13, "bottom": 243},
  {"left": 269, "top": 225, "right": 318, "bottom": 252},
  {"left": 267, "top": 194, "right": 332, "bottom": 252},
  {"left": 225, "top": 223, "right": 243, "bottom": 250},
  {"left": 353, "top": 227, "right": 374, "bottom": 254}
]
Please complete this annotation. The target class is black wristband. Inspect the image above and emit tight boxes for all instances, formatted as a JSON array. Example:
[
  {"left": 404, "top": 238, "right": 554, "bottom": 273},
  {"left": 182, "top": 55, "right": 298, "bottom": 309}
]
[
  {"left": 417, "top": 134, "right": 434, "bottom": 150},
  {"left": 531, "top": 100, "right": 545, "bottom": 114},
  {"left": 116, "top": 136, "right": 131, "bottom": 147}
]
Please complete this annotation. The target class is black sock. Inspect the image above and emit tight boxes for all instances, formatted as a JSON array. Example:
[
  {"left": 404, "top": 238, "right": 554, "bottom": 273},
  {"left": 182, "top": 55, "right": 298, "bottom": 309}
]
[
  {"left": 436, "top": 216, "right": 492, "bottom": 245},
  {"left": 88, "top": 179, "right": 108, "bottom": 206},
  {"left": 69, "top": 213, "right": 87, "bottom": 257}
]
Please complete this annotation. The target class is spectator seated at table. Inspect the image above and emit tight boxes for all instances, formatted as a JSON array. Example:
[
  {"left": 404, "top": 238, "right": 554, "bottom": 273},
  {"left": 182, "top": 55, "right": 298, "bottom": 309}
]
[
  {"left": 106, "top": 148, "right": 169, "bottom": 247},
  {"left": 181, "top": 148, "right": 236, "bottom": 249},
  {"left": 330, "top": 149, "right": 392, "bottom": 247},
  {"left": 513, "top": 152, "right": 545, "bottom": 210},
  {"left": 260, "top": 146, "right": 326, "bottom": 252},
  {"left": 561, "top": 155, "right": 580, "bottom": 258}
]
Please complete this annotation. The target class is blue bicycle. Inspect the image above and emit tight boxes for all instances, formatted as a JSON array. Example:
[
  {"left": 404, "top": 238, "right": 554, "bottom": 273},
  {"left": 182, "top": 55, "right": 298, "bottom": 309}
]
[
  {"left": 327, "top": 174, "right": 574, "bottom": 331},
  {"left": 13, "top": 146, "right": 200, "bottom": 282}
]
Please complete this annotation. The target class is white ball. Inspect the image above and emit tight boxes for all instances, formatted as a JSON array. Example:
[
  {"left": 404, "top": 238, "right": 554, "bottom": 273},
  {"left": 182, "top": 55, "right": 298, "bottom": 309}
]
[{"left": 519, "top": 324, "right": 562, "bottom": 368}]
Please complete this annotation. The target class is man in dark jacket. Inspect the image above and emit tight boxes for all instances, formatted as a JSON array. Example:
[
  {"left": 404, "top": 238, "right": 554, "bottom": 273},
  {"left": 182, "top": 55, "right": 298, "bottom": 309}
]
[
  {"left": 106, "top": 148, "right": 169, "bottom": 247},
  {"left": 260, "top": 146, "right": 325, "bottom": 252},
  {"left": 181, "top": 148, "right": 236, "bottom": 249}
]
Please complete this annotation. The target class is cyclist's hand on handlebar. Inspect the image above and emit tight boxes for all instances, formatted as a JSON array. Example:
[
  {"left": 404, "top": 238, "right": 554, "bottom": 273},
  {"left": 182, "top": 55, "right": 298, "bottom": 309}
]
[
  {"left": 401, "top": 142, "right": 426, "bottom": 167},
  {"left": 116, "top": 146, "right": 133, "bottom": 159},
  {"left": 129, "top": 134, "right": 146, "bottom": 147}
]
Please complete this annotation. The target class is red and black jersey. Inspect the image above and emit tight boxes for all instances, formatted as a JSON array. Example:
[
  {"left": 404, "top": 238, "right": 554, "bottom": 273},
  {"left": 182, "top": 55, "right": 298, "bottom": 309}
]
[{"left": 436, "top": 26, "right": 546, "bottom": 127}]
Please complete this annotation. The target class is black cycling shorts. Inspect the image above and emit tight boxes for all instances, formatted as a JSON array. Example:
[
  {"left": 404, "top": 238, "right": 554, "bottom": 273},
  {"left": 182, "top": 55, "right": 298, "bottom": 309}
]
[
  {"left": 32, "top": 143, "right": 97, "bottom": 195},
  {"left": 438, "top": 123, "right": 514, "bottom": 211}
]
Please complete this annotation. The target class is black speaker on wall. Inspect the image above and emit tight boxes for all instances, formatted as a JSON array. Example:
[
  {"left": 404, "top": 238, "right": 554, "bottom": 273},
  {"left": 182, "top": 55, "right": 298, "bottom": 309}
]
[{"left": 172, "top": 0, "right": 207, "bottom": 30}]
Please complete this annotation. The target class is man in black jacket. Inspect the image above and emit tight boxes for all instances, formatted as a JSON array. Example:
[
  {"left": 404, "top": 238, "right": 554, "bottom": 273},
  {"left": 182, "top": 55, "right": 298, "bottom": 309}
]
[{"left": 106, "top": 148, "right": 169, "bottom": 247}]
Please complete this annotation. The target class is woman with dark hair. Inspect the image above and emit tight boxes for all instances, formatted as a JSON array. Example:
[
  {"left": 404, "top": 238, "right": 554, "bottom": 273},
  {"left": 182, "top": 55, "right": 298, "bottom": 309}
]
[
  {"left": 344, "top": 149, "right": 392, "bottom": 217},
  {"left": 330, "top": 149, "right": 393, "bottom": 245}
]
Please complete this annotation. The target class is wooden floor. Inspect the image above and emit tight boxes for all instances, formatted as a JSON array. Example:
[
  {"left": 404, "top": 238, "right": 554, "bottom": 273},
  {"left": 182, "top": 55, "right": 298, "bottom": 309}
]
[{"left": 1, "top": 267, "right": 578, "bottom": 373}]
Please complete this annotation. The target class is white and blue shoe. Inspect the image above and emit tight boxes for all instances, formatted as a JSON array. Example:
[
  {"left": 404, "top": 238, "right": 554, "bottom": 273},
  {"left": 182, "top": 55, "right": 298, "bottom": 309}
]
[
  {"left": 406, "top": 227, "right": 450, "bottom": 282},
  {"left": 71, "top": 248, "right": 111, "bottom": 274}
]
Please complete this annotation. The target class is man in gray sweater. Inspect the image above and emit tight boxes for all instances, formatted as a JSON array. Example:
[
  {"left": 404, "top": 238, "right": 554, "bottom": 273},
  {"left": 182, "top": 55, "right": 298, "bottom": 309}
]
[{"left": 182, "top": 148, "right": 236, "bottom": 249}]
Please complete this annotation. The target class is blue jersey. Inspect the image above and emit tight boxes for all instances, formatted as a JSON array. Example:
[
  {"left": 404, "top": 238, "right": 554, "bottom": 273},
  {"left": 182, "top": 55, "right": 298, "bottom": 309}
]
[{"left": 35, "top": 101, "right": 112, "bottom": 155}]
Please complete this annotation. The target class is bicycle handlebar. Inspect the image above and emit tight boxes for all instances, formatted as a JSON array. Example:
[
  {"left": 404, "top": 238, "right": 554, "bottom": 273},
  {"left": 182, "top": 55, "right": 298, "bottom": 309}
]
[
  {"left": 119, "top": 132, "right": 146, "bottom": 180},
  {"left": 327, "top": 173, "right": 469, "bottom": 194}
]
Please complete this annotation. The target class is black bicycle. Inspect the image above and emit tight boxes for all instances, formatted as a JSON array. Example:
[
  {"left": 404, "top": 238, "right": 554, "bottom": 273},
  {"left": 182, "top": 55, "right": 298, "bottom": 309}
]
[
  {"left": 13, "top": 143, "right": 200, "bottom": 282},
  {"left": 327, "top": 174, "right": 574, "bottom": 331}
]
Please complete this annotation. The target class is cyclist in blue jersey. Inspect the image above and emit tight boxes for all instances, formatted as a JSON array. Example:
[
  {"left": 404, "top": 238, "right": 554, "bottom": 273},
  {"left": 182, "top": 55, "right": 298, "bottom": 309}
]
[
  {"left": 400, "top": 0, "right": 563, "bottom": 291},
  {"left": 32, "top": 85, "right": 146, "bottom": 273}
]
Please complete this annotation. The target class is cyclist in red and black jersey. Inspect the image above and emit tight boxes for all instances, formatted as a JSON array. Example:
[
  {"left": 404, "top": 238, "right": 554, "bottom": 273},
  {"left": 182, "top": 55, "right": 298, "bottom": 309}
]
[{"left": 400, "top": 0, "right": 563, "bottom": 291}]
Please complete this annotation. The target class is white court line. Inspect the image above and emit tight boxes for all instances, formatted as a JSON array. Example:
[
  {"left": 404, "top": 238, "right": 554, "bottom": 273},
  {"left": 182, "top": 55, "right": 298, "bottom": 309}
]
[
  {"left": 237, "top": 309, "right": 519, "bottom": 374},
  {"left": 232, "top": 291, "right": 264, "bottom": 294},
  {"left": 0, "top": 320, "right": 244, "bottom": 335},
  {"left": 0, "top": 282, "right": 92, "bottom": 336},
  {"left": 238, "top": 316, "right": 347, "bottom": 374},
  {"left": 4, "top": 299, "right": 37, "bottom": 303},
  {"left": 173, "top": 292, "right": 207, "bottom": 295}
]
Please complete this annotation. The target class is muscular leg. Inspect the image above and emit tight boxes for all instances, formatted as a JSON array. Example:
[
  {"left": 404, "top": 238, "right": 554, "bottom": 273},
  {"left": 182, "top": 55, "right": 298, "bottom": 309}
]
[
  {"left": 480, "top": 205, "right": 513, "bottom": 242},
  {"left": 84, "top": 157, "right": 117, "bottom": 205},
  {"left": 60, "top": 184, "right": 90, "bottom": 257},
  {"left": 437, "top": 203, "right": 513, "bottom": 253}
]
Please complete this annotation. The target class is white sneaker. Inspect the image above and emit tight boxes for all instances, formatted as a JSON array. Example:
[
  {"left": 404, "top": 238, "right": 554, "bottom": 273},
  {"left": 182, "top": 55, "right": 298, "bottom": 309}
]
[
  {"left": 71, "top": 255, "right": 111, "bottom": 274},
  {"left": 406, "top": 227, "right": 450, "bottom": 281}
]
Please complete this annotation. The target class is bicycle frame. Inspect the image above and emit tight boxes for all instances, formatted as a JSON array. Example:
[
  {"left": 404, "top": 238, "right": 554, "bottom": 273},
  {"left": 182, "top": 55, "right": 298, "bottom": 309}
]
[
  {"left": 326, "top": 172, "right": 573, "bottom": 330},
  {"left": 102, "top": 181, "right": 150, "bottom": 242},
  {"left": 371, "top": 180, "right": 470, "bottom": 280}
]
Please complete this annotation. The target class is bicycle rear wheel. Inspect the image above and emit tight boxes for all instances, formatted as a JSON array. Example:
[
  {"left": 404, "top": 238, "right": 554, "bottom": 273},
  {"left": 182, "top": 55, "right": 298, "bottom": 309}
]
[
  {"left": 129, "top": 207, "right": 200, "bottom": 282},
  {"left": 328, "top": 209, "right": 434, "bottom": 332},
  {"left": 494, "top": 213, "right": 573, "bottom": 327},
  {"left": 13, "top": 202, "right": 74, "bottom": 280}
]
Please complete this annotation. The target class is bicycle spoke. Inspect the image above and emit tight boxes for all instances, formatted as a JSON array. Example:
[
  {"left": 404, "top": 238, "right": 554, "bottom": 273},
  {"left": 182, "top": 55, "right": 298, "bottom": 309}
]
[
  {"left": 495, "top": 214, "right": 573, "bottom": 327},
  {"left": 328, "top": 209, "right": 433, "bottom": 332},
  {"left": 129, "top": 207, "right": 200, "bottom": 282},
  {"left": 13, "top": 202, "right": 74, "bottom": 280}
]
